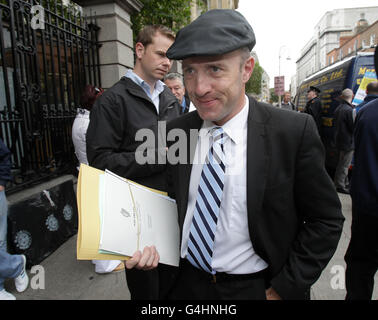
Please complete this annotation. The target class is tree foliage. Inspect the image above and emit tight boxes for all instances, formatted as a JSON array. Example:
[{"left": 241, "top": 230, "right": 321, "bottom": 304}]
[
  {"left": 269, "top": 88, "right": 279, "bottom": 103},
  {"left": 131, "top": 0, "right": 204, "bottom": 44},
  {"left": 245, "top": 61, "right": 263, "bottom": 95}
]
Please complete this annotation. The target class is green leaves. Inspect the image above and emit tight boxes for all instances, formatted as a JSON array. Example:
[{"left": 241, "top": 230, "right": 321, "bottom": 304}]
[
  {"left": 246, "top": 61, "right": 263, "bottom": 95},
  {"left": 131, "top": 0, "right": 194, "bottom": 43}
]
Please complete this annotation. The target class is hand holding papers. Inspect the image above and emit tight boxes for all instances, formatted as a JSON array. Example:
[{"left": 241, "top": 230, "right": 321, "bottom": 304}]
[
  {"left": 125, "top": 246, "right": 160, "bottom": 270},
  {"left": 77, "top": 164, "right": 180, "bottom": 267}
]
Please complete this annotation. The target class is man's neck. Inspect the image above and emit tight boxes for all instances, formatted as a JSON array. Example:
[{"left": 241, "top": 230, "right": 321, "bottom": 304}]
[{"left": 132, "top": 68, "right": 157, "bottom": 94}]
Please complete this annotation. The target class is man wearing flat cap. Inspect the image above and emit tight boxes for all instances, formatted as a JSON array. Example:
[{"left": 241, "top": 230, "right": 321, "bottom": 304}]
[
  {"left": 126, "top": 9, "right": 344, "bottom": 300},
  {"left": 304, "top": 86, "right": 323, "bottom": 134}
]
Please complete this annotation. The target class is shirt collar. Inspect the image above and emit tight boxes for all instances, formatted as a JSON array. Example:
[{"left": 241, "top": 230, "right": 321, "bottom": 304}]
[
  {"left": 125, "top": 69, "right": 165, "bottom": 96},
  {"left": 201, "top": 95, "right": 249, "bottom": 145}
]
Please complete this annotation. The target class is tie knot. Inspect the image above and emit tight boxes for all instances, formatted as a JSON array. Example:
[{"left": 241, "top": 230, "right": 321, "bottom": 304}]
[{"left": 210, "top": 126, "right": 224, "bottom": 142}]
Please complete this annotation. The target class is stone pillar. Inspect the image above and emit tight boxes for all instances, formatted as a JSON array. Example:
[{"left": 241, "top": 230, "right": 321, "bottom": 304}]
[{"left": 75, "top": 0, "right": 143, "bottom": 89}]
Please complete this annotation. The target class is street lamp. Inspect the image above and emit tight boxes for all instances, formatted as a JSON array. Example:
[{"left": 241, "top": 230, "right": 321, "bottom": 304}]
[{"left": 278, "top": 45, "right": 291, "bottom": 106}]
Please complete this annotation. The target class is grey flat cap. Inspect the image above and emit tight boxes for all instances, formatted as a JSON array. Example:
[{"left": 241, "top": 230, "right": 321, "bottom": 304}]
[{"left": 167, "top": 9, "right": 255, "bottom": 60}]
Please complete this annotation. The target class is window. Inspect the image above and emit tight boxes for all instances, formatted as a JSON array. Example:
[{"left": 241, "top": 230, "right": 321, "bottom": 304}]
[
  {"left": 218, "top": 0, "right": 222, "bottom": 8},
  {"left": 371, "top": 34, "right": 376, "bottom": 47},
  {"left": 348, "top": 47, "right": 351, "bottom": 54}
]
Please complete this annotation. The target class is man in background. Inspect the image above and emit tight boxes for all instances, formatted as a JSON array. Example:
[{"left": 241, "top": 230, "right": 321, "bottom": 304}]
[
  {"left": 355, "top": 81, "right": 378, "bottom": 113},
  {"left": 86, "top": 25, "right": 181, "bottom": 300},
  {"left": 344, "top": 46, "right": 378, "bottom": 300},
  {"left": 164, "top": 73, "right": 190, "bottom": 114},
  {"left": 304, "top": 86, "right": 323, "bottom": 134},
  {"left": 281, "top": 91, "right": 296, "bottom": 111},
  {"left": 333, "top": 88, "right": 355, "bottom": 194}
]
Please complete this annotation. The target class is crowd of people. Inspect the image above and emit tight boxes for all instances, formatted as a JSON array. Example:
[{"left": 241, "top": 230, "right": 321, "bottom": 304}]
[{"left": 1, "top": 9, "right": 377, "bottom": 300}]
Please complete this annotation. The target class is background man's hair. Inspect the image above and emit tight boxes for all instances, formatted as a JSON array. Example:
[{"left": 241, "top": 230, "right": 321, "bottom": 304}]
[
  {"left": 341, "top": 88, "right": 353, "bottom": 101},
  {"left": 164, "top": 73, "right": 184, "bottom": 85},
  {"left": 136, "top": 25, "right": 175, "bottom": 47},
  {"left": 366, "top": 81, "right": 378, "bottom": 94}
]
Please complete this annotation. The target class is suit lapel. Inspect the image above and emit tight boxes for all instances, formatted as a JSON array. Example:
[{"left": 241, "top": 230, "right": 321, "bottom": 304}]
[
  {"left": 178, "top": 112, "right": 203, "bottom": 229},
  {"left": 246, "top": 98, "right": 270, "bottom": 225}
]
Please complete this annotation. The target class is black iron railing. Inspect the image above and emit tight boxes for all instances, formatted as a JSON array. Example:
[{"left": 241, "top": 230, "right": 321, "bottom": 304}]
[{"left": 0, "top": 0, "right": 100, "bottom": 194}]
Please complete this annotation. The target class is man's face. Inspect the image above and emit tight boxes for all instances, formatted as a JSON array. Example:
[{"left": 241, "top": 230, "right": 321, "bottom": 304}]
[
  {"left": 283, "top": 93, "right": 291, "bottom": 103},
  {"left": 164, "top": 78, "right": 185, "bottom": 104},
  {"left": 182, "top": 50, "right": 254, "bottom": 126},
  {"left": 135, "top": 32, "right": 174, "bottom": 83},
  {"left": 307, "top": 90, "right": 316, "bottom": 100}
]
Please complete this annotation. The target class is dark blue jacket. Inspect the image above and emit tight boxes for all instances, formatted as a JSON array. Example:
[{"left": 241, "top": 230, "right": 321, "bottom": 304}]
[
  {"left": 0, "top": 139, "right": 11, "bottom": 187},
  {"left": 355, "top": 94, "right": 378, "bottom": 113},
  {"left": 350, "top": 99, "right": 378, "bottom": 216},
  {"left": 334, "top": 101, "right": 354, "bottom": 151}
]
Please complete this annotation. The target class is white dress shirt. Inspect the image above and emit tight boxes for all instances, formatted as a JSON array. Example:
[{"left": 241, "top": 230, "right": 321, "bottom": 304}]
[
  {"left": 181, "top": 96, "right": 268, "bottom": 274},
  {"left": 125, "top": 69, "right": 165, "bottom": 114}
]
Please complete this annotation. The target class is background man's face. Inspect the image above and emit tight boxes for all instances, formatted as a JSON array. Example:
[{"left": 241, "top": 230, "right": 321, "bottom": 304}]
[
  {"left": 182, "top": 50, "right": 254, "bottom": 126},
  {"left": 307, "top": 90, "right": 316, "bottom": 100},
  {"left": 135, "top": 32, "right": 174, "bottom": 83},
  {"left": 283, "top": 93, "right": 291, "bottom": 103},
  {"left": 164, "top": 78, "right": 185, "bottom": 104}
]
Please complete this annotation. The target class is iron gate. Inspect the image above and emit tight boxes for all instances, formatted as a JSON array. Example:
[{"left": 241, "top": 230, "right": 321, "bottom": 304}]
[{"left": 0, "top": 0, "right": 100, "bottom": 194}]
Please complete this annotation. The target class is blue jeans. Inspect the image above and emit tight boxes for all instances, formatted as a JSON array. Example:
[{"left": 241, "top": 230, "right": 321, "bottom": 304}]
[
  {"left": 0, "top": 190, "right": 8, "bottom": 251},
  {"left": 0, "top": 190, "right": 23, "bottom": 290},
  {"left": 0, "top": 250, "right": 23, "bottom": 290}
]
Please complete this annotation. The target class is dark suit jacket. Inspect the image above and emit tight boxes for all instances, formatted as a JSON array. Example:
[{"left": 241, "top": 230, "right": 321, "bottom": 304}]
[
  {"left": 334, "top": 100, "right": 354, "bottom": 151},
  {"left": 351, "top": 99, "right": 378, "bottom": 217},
  {"left": 304, "top": 97, "right": 323, "bottom": 134},
  {"left": 166, "top": 96, "right": 344, "bottom": 300}
]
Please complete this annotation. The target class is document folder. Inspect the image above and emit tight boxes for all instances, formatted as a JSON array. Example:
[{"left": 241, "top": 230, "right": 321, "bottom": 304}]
[{"left": 76, "top": 164, "right": 180, "bottom": 267}]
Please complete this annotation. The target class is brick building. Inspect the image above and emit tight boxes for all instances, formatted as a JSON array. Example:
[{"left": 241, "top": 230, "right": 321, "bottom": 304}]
[{"left": 327, "top": 19, "right": 377, "bottom": 66}]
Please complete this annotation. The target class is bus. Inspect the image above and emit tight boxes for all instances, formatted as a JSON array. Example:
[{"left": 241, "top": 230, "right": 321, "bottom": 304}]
[{"left": 295, "top": 52, "right": 375, "bottom": 177}]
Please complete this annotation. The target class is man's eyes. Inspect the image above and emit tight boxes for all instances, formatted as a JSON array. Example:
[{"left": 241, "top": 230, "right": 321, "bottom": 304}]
[
  {"left": 184, "top": 68, "right": 194, "bottom": 75},
  {"left": 183, "top": 66, "right": 223, "bottom": 75},
  {"left": 210, "top": 66, "right": 221, "bottom": 72}
]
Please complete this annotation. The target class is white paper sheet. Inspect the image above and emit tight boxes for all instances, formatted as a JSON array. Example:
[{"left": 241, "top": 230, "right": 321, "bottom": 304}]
[{"left": 99, "top": 170, "right": 180, "bottom": 267}]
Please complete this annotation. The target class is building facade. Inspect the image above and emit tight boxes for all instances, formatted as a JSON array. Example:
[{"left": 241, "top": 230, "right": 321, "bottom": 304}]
[
  {"left": 191, "top": 0, "right": 238, "bottom": 21},
  {"left": 296, "top": 6, "right": 378, "bottom": 87},
  {"left": 326, "top": 20, "right": 377, "bottom": 66}
]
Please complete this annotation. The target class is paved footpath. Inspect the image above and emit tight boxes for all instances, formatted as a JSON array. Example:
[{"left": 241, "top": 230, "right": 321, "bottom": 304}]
[{"left": 5, "top": 193, "right": 377, "bottom": 300}]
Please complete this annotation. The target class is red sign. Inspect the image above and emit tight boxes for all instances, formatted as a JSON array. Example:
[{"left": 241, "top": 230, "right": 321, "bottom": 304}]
[{"left": 274, "top": 76, "right": 285, "bottom": 96}]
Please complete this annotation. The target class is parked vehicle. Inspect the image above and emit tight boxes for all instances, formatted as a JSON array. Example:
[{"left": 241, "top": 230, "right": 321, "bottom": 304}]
[{"left": 295, "top": 52, "right": 375, "bottom": 177}]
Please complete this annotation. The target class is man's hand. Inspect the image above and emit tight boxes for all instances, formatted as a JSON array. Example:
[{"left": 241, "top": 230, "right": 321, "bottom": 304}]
[
  {"left": 125, "top": 245, "right": 160, "bottom": 271},
  {"left": 266, "top": 287, "right": 282, "bottom": 300}
]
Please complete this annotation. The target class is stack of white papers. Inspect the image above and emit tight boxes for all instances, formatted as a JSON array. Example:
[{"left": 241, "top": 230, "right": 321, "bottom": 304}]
[
  {"left": 76, "top": 164, "right": 180, "bottom": 267},
  {"left": 99, "top": 170, "right": 180, "bottom": 267}
]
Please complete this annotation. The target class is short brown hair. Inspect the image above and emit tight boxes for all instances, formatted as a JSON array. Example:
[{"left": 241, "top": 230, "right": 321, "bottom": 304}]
[{"left": 136, "top": 25, "right": 175, "bottom": 47}]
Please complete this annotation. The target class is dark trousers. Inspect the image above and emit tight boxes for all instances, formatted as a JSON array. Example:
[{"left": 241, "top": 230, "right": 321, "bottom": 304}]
[
  {"left": 344, "top": 209, "right": 378, "bottom": 300},
  {"left": 168, "top": 260, "right": 267, "bottom": 300},
  {"left": 125, "top": 264, "right": 179, "bottom": 300}
]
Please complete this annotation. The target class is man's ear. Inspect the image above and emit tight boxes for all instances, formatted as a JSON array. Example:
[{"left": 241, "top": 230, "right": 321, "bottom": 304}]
[
  {"left": 135, "top": 42, "right": 145, "bottom": 60},
  {"left": 243, "top": 57, "right": 255, "bottom": 83}
]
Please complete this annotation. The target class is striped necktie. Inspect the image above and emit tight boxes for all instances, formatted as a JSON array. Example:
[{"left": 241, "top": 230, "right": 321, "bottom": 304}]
[{"left": 187, "top": 126, "right": 226, "bottom": 274}]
